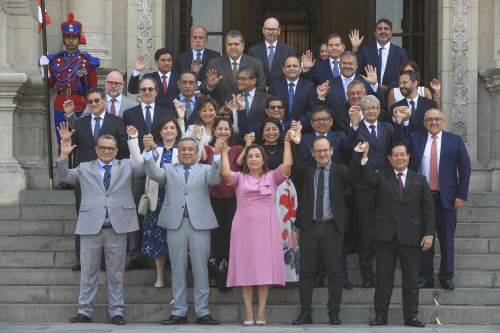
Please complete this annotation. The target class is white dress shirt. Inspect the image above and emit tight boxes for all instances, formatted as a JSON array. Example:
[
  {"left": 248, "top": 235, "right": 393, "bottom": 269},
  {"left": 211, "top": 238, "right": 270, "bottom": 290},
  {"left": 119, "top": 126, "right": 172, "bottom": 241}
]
[
  {"left": 377, "top": 42, "right": 391, "bottom": 83},
  {"left": 140, "top": 102, "right": 155, "bottom": 121},
  {"left": 419, "top": 131, "right": 442, "bottom": 184}
]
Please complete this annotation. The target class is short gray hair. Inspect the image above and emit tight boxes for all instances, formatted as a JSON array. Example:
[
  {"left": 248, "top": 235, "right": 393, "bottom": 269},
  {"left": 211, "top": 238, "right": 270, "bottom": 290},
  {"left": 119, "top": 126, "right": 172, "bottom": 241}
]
[
  {"left": 360, "top": 95, "right": 380, "bottom": 109},
  {"left": 96, "top": 134, "right": 118, "bottom": 147},
  {"left": 179, "top": 137, "right": 199, "bottom": 152},
  {"left": 225, "top": 30, "right": 245, "bottom": 44}
]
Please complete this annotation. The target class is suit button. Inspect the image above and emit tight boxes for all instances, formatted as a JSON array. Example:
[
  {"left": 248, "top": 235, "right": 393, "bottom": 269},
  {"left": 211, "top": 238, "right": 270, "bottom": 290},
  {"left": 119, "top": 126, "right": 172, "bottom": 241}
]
[{"left": 396, "top": 216, "right": 399, "bottom": 219}]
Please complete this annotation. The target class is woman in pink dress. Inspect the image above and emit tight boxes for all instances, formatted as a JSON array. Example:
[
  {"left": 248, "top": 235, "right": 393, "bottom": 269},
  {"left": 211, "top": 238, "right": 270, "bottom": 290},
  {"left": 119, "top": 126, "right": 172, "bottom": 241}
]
[{"left": 220, "top": 129, "right": 298, "bottom": 325}]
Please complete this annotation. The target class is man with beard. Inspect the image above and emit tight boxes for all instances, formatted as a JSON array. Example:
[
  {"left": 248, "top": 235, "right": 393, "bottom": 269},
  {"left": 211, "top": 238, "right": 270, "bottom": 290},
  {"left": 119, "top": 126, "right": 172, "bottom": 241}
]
[{"left": 39, "top": 12, "right": 99, "bottom": 144}]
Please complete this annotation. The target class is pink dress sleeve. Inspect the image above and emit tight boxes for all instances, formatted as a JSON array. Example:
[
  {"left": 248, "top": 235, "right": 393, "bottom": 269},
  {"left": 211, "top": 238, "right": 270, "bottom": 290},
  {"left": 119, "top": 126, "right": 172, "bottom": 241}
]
[
  {"left": 226, "top": 170, "right": 242, "bottom": 189},
  {"left": 270, "top": 164, "right": 288, "bottom": 186}
]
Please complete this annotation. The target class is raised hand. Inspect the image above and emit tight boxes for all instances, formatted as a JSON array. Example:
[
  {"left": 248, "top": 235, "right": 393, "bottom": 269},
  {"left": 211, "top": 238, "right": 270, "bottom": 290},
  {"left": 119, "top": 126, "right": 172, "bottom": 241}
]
[
  {"left": 57, "top": 122, "right": 74, "bottom": 140},
  {"left": 301, "top": 50, "right": 315, "bottom": 70},
  {"left": 173, "top": 98, "right": 185, "bottom": 119},
  {"left": 349, "top": 105, "right": 362, "bottom": 126},
  {"left": 316, "top": 80, "right": 330, "bottom": 99},
  {"left": 60, "top": 136, "right": 76, "bottom": 158},
  {"left": 235, "top": 93, "right": 245, "bottom": 110},
  {"left": 289, "top": 129, "right": 301, "bottom": 144},
  {"left": 243, "top": 132, "right": 255, "bottom": 147},
  {"left": 191, "top": 59, "right": 203, "bottom": 74},
  {"left": 214, "top": 138, "right": 225, "bottom": 154},
  {"left": 354, "top": 142, "right": 369, "bottom": 157},
  {"left": 127, "top": 125, "right": 138, "bottom": 138},
  {"left": 194, "top": 125, "right": 204, "bottom": 140},
  {"left": 206, "top": 69, "right": 223, "bottom": 89},
  {"left": 135, "top": 54, "right": 146, "bottom": 72},
  {"left": 430, "top": 78, "right": 441, "bottom": 92},
  {"left": 349, "top": 29, "right": 365, "bottom": 52},
  {"left": 142, "top": 133, "right": 155, "bottom": 152},
  {"left": 361, "top": 65, "right": 378, "bottom": 85},
  {"left": 226, "top": 95, "right": 238, "bottom": 112},
  {"left": 62, "top": 100, "right": 75, "bottom": 114}
]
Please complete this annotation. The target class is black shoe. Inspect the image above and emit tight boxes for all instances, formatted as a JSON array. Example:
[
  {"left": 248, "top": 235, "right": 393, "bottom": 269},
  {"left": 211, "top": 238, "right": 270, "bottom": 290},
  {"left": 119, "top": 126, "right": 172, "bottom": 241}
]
[
  {"left": 69, "top": 313, "right": 91, "bottom": 323},
  {"left": 418, "top": 278, "right": 434, "bottom": 288},
  {"left": 369, "top": 317, "right": 387, "bottom": 326},
  {"left": 343, "top": 279, "right": 354, "bottom": 289},
  {"left": 361, "top": 278, "right": 374, "bottom": 288},
  {"left": 111, "top": 315, "right": 126, "bottom": 325},
  {"left": 196, "top": 314, "right": 220, "bottom": 325},
  {"left": 71, "top": 263, "right": 81, "bottom": 271},
  {"left": 125, "top": 259, "right": 143, "bottom": 271},
  {"left": 404, "top": 317, "right": 426, "bottom": 327},
  {"left": 292, "top": 310, "right": 312, "bottom": 325},
  {"left": 161, "top": 315, "right": 188, "bottom": 325},
  {"left": 328, "top": 312, "right": 341, "bottom": 325},
  {"left": 440, "top": 279, "right": 455, "bottom": 290}
]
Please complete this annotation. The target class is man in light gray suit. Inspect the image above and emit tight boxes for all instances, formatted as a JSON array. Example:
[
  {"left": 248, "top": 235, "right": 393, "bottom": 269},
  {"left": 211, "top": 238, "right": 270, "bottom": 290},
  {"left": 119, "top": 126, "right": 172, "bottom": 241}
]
[
  {"left": 57, "top": 134, "right": 144, "bottom": 325},
  {"left": 143, "top": 137, "right": 221, "bottom": 325}
]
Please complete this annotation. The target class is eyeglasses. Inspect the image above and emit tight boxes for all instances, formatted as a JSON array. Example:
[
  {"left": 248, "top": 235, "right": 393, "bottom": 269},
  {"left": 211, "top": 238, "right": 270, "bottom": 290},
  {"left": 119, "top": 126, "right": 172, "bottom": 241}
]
[
  {"left": 348, "top": 91, "right": 364, "bottom": 96},
  {"left": 264, "top": 28, "right": 279, "bottom": 32},
  {"left": 362, "top": 106, "right": 379, "bottom": 112},
  {"left": 87, "top": 98, "right": 103, "bottom": 105},
  {"left": 268, "top": 105, "right": 284, "bottom": 109},
  {"left": 105, "top": 81, "right": 123, "bottom": 86},
  {"left": 312, "top": 117, "right": 331, "bottom": 123},
  {"left": 424, "top": 117, "right": 443, "bottom": 123},
  {"left": 236, "top": 77, "right": 253, "bottom": 81},
  {"left": 140, "top": 87, "right": 156, "bottom": 93},
  {"left": 97, "top": 146, "right": 117, "bottom": 152}
]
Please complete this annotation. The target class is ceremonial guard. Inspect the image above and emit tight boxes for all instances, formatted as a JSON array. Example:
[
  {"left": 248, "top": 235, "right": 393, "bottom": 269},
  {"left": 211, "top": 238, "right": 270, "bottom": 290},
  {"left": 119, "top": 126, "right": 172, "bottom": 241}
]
[{"left": 40, "top": 13, "right": 100, "bottom": 143}]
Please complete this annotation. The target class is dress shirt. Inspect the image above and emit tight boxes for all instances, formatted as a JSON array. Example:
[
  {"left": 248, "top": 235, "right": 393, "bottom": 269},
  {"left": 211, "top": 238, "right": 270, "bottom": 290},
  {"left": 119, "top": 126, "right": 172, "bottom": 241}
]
[
  {"left": 393, "top": 168, "right": 408, "bottom": 188},
  {"left": 229, "top": 55, "right": 242, "bottom": 68},
  {"left": 286, "top": 78, "right": 299, "bottom": 93},
  {"left": 406, "top": 95, "right": 419, "bottom": 110},
  {"left": 340, "top": 74, "right": 354, "bottom": 99},
  {"left": 265, "top": 41, "right": 278, "bottom": 57},
  {"left": 140, "top": 102, "right": 155, "bottom": 121},
  {"left": 91, "top": 111, "right": 106, "bottom": 137},
  {"left": 313, "top": 161, "right": 333, "bottom": 221},
  {"left": 106, "top": 94, "right": 122, "bottom": 115},
  {"left": 364, "top": 120, "right": 378, "bottom": 136},
  {"left": 157, "top": 70, "right": 170, "bottom": 83},
  {"left": 98, "top": 159, "right": 113, "bottom": 225},
  {"left": 377, "top": 42, "right": 391, "bottom": 84},
  {"left": 192, "top": 48, "right": 205, "bottom": 60},
  {"left": 419, "top": 131, "right": 442, "bottom": 184},
  {"left": 243, "top": 88, "right": 256, "bottom": 109},
  {"left": 180, "top": 94, "right": 195, "bottom": 110}
]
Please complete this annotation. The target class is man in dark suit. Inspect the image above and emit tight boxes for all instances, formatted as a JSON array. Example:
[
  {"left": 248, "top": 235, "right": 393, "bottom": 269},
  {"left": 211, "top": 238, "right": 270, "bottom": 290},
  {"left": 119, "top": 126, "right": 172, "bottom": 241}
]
[
  {"left": 123, "top": 77, "right": 170, "bottom": 269},
  {"left": 302, "top": 33, "right": 345, "bottom": 86},
  {"left": 291, "top": 136, "right": 357, "bottom": 325},
  {"left": 390, "top": 71, "right": 437, "bottom": 133},
  {"left": 268, "top": 55, "right": 315, "bottom": 131},
  {"left": 200, "top": 30, "right": 266, "bottom": 107},
  {"left": 173, "top": 25, "right": 220, "bottom": 84},
  {"left": 405, "top": 108, "right": 471, "bottom": 290},
  {"left": 248, "top": 17, "right": 296, "bottom": 85},
  {"left": 128, "top": 48, "right": 180, "bottom": 107},
  {"left": 349, "top": 95, "right": 405, "bottom": 288},
  {"left": 238, "top": 97, "right": 290, "bottom": 136},
  {"left": 356, "top": 18, "right": 408, "bottom": 94},
  {"left": 330, "top": 80, "right": 366, "bottom": 134},
  {"left": 235, "top": 66, "right": 272, "bottom": 126},
  {"left": 353, "top": 142, "right": 435, "bottom": 327},
  {"left": 164, "top": 70, "right": 200, "bottom": 129}
]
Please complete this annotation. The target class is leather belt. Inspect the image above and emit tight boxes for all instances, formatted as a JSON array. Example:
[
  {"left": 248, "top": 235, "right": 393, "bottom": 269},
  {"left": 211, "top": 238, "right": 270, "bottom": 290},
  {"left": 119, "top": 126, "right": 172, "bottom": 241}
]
[
  {"left": 57, "top": 89, "right": 80, "bottom": 95},
  {"left": 431, "top": 190, "right": 440, "bottom": 196}
]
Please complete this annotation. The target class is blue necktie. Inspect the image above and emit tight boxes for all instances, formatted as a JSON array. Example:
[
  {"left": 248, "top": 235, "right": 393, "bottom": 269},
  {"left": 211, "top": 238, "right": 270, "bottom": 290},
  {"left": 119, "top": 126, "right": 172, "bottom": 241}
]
[
  {"left": 268, "top": 45, "right": 275, "bottom": 70},
  {"left": 244, "top": 92, "right": 251, "bottom": 115},
  {"left": 316, "top": 167, "right": 325, "bottom": 220},
  {"left": 288, "top": 82, "right": 295, "bottom": 118},
  {"left": 145, "top": 105, "right": 152, "bottom": 133},
  {"left": 196, "top": 52, "right": 202, "bottom": 65},
  {"left": 93, "top": 117, "right": 101, "bottom": 142},
  {"left": 332, "top": 60, "right": 340, "bottom": 78},
  {"left": 103, "top": 165, "right": 111, "bottom": 191},
  {"left": 377, "top": 47, "right": 383, "bottom": 85},
  {"left": 183, "top": 166, "right": 190, "bottom": 217},
  {"left": 369, "top": 124, "right": 377, "bottom": 142}
]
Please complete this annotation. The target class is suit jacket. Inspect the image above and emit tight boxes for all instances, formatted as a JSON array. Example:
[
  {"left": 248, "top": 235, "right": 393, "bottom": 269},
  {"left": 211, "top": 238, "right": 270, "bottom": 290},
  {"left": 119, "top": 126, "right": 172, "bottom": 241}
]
[
  {"left": 248, "top": 41, "right": 296, "bottom": 84},
  {"left": 71, "top": 113, "right": 129, "bottom": 165},
  {"left": 301, "top": 131, "right": 356, "bottom": 165},
  {"left": 326, "top": 74, "right": 377, "bottom": 106},
  {"left": 390, "top": 96, "right": 437, "bottom": 133},
  {"left": 200, "top": 54, "right": 266, "bottom": 107},
  {"left": 302, "top": 58, "right": 336, "bottom": 86},
  {"left": 407, "top": 130, "right": 471, "bottom": 210},
  {"left": 268, "top": 77, "right": 315, "bottom": 126},
  {"left": 163, "top": 94, "right": 200, "bottom": 129},
  {"left": 145, "top": 157, "right": 221, "bottom": 230},
  {"left": 173, "top": 48, "right": 221, "bottom": 82},
  {"left": 292, "top": 160, "right": 357, "bottom": 233},
  {"left": 127, "top": 71, "right": 180, "bottom": 108},
  {"left": 352, "top": 153, "right": 435, "bottom": 246},
  {"left": 122, "top": 104, "right": 171, "bottom": 151},
  {"left": 57, "top": 158, "right": 144, "bottom": 235},
  {"left": 68, "top": 95, "right": 139, "bottom": 126},
  {"left": 357, "top": 42, "right": 408, "bottom": 89}
]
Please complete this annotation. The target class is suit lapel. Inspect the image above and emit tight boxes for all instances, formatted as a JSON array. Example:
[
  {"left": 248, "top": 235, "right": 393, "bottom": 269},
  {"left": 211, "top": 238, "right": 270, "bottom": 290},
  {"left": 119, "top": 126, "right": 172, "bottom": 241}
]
[
  {"left": 222, "top": 56, "right": 238, "bottom": 91},
  {"left": 175, "top": 163, "right": 187, "bottom": 188},
  {"left": 92, "top": 160, "right": 106, "bottom": 192},
  {"left": 402, "top": 171, "right": 414, "bottom": 200},
  {"left": 107, "top": 159, "right": 119, "bottom": 191},
  {"left": 308, "top": 164, "right": 315, "bottom": 206}
]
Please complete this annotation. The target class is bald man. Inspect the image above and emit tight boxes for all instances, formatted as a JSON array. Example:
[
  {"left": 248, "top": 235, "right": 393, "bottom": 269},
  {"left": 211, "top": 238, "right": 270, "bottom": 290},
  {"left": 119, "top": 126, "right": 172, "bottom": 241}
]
[{"left": 249, "top": 17, "right": 296, "bottom": 85}]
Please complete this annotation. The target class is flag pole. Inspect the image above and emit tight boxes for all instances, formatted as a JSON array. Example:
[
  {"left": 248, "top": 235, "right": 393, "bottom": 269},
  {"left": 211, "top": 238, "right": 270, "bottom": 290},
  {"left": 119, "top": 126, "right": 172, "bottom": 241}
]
[{"left": 40, "top": 0, "right": 54, "bottom": 189}]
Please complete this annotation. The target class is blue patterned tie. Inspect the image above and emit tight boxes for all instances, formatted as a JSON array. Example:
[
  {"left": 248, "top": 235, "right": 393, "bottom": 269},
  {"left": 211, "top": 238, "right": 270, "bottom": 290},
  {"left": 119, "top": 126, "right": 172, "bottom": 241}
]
[
  {"left": 288, "top": 82, "right": 295, "bottom": 118},
  {"left": 93, "top": 117, "right": 101, "bottom": 142},
  {"left": 332, "top": 60, "right": 340, "bottom": 78},
  {"left": 244, "top": 92, "right": 251, "bottom": 115},
  {"left": 145, "top": 105, "right": 152, "bottom": 133},
  {"left": 268, "top": 45, "right": 275, "bottom": 70},
  {"left": 103, "top": 165, "right": 111, "bottom": 191},
  {"left": 196, "top": 52, "right": 202, "bottom": 65},
  {"left": 183, "top": 166, "right": 190, "bottom": 217}
]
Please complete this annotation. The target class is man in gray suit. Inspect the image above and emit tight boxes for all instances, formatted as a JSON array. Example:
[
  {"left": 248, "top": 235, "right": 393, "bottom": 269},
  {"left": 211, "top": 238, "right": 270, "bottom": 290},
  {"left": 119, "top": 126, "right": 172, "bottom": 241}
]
[
  {"left": 57, "top": 134, "right": 145, "bottom": 325},
  {"left": 200, "top": 30, "right": 266, "bottom": 107},
  {"left": 143, "top": 137, "right": 221, "bottom": 325}
]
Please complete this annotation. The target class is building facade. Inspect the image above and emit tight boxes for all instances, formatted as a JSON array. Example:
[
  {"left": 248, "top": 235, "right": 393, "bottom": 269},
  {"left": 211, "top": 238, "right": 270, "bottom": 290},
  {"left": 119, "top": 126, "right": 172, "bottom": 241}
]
[{"left": 0, "top": 0, "right": 498, "bottom": 204}]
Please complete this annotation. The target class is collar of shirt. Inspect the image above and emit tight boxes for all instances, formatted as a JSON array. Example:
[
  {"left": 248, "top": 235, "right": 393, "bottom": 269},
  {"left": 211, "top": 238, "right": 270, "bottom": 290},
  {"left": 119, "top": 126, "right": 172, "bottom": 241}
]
[
  {"left": 158, "top": 70, "right": 170, "bottom": 79},
  {"left": 364, "top": 119, "right": 377, "bottom": 129},
  {"left": 340, "top": 74, "right": 355, "bottom": 81},
  {"left": 315, "top": 131, "right": 329, "bottom": 137},
  {"left": 394, "top": 168, "right": 408, "bottom": 177},
  {"left": 91, "top": 111, "right": 106, "bottom": 121},
  {"left": 317, "top": 161, "right": 332, "bottom": 171},
  {"left": 427, "top": 131, "right": 443, "bottom": 140},
  {"left": 407, "top": 95, "right": 419, "bottom": 106},
  {"left": 141, "top": 102, "right": 155, "bottom": 110},
  {"left": 192, "top": 48, "right": 205, "bottom": 59},
  {"left": 180, "top": 94, "right": 195, "bottom": 104},
  {"left": 98, "top": 160, "right": 113, "bottom": 169},
  {"left": 244, "top": 88, "right": 256, "bottom": 98},
  {"left": 376, "top": 42, "right": 391, "bottom": 51},
  {"left": 106, "top": 94, "right": 122, "bottom": 103},
  {"left": 229, "top": 55, "right": 242, "bottom": 66},
  {"left": 286, "top": 78, "right": 299, "bottom": 86},
  {"left": 329, "top": 57, "right": 340, "bottom": 63},
  {"left": 265, "top": 41, "right": 277, "bottom": 49}
]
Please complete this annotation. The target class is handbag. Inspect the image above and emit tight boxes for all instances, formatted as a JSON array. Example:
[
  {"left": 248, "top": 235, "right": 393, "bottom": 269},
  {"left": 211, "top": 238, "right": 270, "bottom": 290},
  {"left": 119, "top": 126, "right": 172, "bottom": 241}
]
[{"left": 137, "top": 177, "right": 150, "bottom": 216}]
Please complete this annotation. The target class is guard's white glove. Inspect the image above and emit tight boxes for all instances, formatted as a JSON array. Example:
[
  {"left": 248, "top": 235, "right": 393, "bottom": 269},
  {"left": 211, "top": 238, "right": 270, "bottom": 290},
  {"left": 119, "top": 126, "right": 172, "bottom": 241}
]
[{"left": 39, "top": 55, "right": 49, "bottom": 66}]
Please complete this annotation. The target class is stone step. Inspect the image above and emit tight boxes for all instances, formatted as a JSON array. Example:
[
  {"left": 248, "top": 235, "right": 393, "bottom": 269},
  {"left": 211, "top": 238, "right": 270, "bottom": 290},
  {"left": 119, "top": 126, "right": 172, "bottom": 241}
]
[
  {"left": 1, "top": 285, "right": 499, "bottom": 306},
  {"left": 458, "top": 207, "right": 500, "bottom": 223},
  {"left": 466, "top": 192, "right": 500, "bottom": 207},
  {"left": 0, "top": 303, "right": 499, "bottom": 324},
  {"left": 0, "top": 268, "right": 498, "bottom": 288}
]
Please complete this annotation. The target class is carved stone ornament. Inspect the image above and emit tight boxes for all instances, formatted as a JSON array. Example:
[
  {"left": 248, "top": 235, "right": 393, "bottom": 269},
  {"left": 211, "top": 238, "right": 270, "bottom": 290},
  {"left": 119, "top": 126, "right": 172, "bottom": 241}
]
[
  {"left": 137, "top": 0, "right": 154, "bottom": 71},
  {"left": 451, "top": 0, "right": 469, "bottom": 140}
]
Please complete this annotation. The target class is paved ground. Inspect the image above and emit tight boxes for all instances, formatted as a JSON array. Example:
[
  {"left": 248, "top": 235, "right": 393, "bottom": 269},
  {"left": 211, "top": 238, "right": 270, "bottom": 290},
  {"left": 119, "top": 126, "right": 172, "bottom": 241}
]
[{"left": 1, "top": 323, "right": 500, "bottom": 333}]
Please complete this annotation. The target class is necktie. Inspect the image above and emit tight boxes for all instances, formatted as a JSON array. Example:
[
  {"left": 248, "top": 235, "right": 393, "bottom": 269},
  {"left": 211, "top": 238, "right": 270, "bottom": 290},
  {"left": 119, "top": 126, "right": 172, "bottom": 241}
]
[
  {"left": 288, "top": 82, "right": 295, "bottom": 117},
  {"left": 343, "top": 78, "right": 350, "bottom": 100},
  {"left": 162, "top": 75, "right": 168, "bottom": 94},
  {"left": 196, "top": 52, "right": 202, "bottom": 65},
  {"left": 397, "top": 172, "right": 404, "bottom": 197},
  {"left": 316, "top": 167, "right": 325, "bottom": 220},
  {"left": 232, "top": 61, "right": 238, "bottom": 80},
  {"left": 369, "top": 124, "right": 377, "bottom": 141},
  {"left": 244, "top": 92, "right": 250, "bottom": 115},
  {"left": 184, "top": 99, "right": 193, "bottom": 121},
  {"left": 409, "top": 100, "right": 416, "bottom": 123},
  {"left": 93, "top": 117, "right": 101, "bottom": 142},
  {"left": 145, "top": 105, "right": 152, "bottom": 133},
  {"left": 332, "top": 60, "right": 340, "bottom": 78},
  {"left": 377, "top": 47, "right": 383, "bottom": 85},
  {"left": 429, "top": 136, "right": 439, "bottom": 190},
  {"left": 268, "top": 45, "right": 275, "bottom": 69},
  {"left": 103, "top": 165, "right": 111, "bottom": 191},
  {"left": 110, "top": 99, "right": 116, "bottom": 116},
  {"left": 183, "top": 166, "right": 190, "bottom": 216}
]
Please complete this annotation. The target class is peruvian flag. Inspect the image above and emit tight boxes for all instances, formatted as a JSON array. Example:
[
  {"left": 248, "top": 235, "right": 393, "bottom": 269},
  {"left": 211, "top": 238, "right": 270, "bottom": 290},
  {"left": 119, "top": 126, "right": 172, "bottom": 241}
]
[{"left": 37, "top": 0, "right": 52, "bottom": 32}]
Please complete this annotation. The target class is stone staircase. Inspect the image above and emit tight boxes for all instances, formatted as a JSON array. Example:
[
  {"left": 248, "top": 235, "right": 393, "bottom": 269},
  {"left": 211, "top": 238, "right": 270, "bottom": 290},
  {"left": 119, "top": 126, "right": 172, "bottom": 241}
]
[{"left": 0, "top": 190, "right": 500, "bottom": 324}]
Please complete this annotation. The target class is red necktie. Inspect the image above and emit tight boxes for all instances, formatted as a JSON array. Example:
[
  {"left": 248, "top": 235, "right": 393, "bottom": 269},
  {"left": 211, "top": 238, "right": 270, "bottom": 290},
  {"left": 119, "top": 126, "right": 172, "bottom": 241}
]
[
  {"left": 397, "top": 172, "right": 404, "bottom": 197},
  {"left": 110, "top": 99, "right": 116, "bottom": 115},
  {"left": 429, "top": 135, "right": 439, "bottom": 190},
  {"left": 162, "top": 75, "right": 168, "bottom": 94}
]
